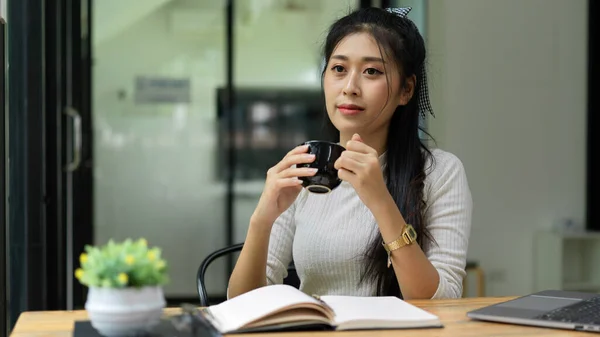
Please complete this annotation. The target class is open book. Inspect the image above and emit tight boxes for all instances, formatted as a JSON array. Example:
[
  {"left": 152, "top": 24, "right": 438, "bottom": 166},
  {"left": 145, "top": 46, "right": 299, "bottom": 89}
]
[{"left": 200, "top": 284, "right": 443, "bottom": 334}]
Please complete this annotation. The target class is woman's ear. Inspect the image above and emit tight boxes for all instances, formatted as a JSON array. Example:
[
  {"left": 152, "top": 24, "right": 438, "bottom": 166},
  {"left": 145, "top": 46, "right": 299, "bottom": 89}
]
[{"left": 398, "top": 74, "right": 416, "bottom": 106}]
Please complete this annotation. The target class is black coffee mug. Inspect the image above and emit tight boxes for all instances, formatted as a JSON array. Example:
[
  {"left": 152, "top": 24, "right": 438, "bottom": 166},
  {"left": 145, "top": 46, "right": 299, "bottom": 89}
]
[{"left": 298, "top": 140, "right": 346, "bottom": 194}]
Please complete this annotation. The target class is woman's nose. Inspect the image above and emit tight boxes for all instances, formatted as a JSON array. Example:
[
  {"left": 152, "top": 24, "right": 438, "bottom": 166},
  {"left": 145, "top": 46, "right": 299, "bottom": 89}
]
[{"left": 342, "top": 72, "right": 361, "bottom": 96}]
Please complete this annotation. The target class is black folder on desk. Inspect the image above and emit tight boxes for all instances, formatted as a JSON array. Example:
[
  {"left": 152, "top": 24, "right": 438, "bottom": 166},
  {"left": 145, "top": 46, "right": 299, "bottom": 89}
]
[{"left": 73, "top": 319, "right": 223, "bottom": 337}]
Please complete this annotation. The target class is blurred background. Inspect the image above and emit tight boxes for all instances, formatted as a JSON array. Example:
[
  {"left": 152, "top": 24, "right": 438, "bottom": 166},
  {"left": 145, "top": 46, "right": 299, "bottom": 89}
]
[{"left": 1, "top": 0, "right": 598, "bottom": 335}]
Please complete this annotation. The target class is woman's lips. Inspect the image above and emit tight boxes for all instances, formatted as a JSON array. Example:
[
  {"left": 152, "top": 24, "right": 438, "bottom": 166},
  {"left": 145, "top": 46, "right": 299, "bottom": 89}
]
[{"left": 337, "top": 104, "right": 365, "bottom": 116}]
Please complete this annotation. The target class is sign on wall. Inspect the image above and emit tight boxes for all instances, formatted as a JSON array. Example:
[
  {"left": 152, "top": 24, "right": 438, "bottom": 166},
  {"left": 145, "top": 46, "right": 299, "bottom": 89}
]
[{"left": 134, "top": 76, "right": 191, "bottom": 104}]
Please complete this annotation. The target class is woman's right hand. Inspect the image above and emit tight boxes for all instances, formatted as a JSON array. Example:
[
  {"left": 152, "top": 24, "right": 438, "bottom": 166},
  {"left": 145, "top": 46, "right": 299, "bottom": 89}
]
[{"left": 252, "top": 144, "right": 317, "bottom": 226}]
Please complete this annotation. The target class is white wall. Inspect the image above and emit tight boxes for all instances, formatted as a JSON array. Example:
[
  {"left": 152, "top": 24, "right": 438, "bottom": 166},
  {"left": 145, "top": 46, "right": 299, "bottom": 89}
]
[{"left": 426, "top": 0, "right": 588, "bottom": 296}]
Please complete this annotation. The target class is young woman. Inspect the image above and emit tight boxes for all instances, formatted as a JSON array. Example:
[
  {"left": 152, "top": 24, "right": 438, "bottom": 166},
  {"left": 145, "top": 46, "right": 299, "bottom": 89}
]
[{"left": 228, "top": 7, "right": 472, "bottom": 300}]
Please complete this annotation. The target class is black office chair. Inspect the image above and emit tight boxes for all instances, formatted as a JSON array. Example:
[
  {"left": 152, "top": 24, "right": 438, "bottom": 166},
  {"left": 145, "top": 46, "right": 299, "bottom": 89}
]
[{"left": 196, "top": 242, "right": 300, "bottom": 306}]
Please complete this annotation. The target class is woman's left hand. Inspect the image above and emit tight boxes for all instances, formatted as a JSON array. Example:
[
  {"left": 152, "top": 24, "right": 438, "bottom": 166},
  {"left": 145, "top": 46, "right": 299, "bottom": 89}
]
[{"left": 334, "top": 133, "right": 390, "bottom": 208}]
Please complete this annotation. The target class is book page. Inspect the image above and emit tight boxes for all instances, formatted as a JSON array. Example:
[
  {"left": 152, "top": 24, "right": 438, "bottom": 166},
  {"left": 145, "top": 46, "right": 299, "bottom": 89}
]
[
  {"left": 320, "top": 295, "right": 441, "bottom": 330},
  {"left": 207, "top": 284, "right": 328, "bottom": 332},
  {"left": 243, "top": 308, "right": 332, "bottom": 330}
]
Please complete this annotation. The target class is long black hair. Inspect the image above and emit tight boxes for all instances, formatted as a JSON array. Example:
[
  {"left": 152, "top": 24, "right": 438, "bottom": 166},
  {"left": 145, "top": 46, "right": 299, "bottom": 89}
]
[{"left": 320, "top": 7, "right": 436, "bottom": 298}]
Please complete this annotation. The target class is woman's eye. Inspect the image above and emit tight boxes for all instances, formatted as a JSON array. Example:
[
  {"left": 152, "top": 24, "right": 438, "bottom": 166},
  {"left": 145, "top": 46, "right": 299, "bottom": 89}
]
[
  {"left": 331, "top": 65, "right": 345, "bottom": 73},
  {"left": 365, "top": 68, "right": 383, "bottom": 75}
]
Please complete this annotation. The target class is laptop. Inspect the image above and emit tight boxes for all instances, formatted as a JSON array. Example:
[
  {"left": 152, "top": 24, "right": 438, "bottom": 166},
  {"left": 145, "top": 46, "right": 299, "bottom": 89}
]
[{"left": 467, "top": 290, "right": 600, "bottom": 333}]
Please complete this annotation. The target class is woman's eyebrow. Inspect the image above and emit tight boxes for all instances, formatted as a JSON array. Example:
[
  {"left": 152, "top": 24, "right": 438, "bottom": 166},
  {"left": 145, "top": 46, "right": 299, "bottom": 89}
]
[{"left": 331, "top": 55, "right": 385, "bottom": 63}]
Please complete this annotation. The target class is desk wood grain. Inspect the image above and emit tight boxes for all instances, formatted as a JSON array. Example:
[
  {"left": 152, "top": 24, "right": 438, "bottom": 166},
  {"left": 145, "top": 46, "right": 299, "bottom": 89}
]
[{"left": 10, "top": 297, "right": 598, "bottom": 336}]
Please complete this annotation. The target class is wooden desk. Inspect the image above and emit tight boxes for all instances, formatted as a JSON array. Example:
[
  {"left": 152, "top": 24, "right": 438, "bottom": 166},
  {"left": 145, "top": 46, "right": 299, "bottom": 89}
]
[{"left": 10, "top": 297, "right": 598, "bottom": 336}]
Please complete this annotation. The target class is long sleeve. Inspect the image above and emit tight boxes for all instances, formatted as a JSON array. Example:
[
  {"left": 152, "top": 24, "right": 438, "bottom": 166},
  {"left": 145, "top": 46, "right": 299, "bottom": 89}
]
[
  {"left": 265, "top": 200, "right": 297, "bottom": 285},
  {"left": 226, "top": 195, "right": 299, "bottom": 300},
  {"left": 424, "top": 150, "right": 473, "bottom": 299}
]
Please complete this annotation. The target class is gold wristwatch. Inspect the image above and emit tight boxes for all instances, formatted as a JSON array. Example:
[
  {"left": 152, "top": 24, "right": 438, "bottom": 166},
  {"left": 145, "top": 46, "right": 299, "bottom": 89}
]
[{"left": 382, "top": 224, "right": 417, "bottom": 268}]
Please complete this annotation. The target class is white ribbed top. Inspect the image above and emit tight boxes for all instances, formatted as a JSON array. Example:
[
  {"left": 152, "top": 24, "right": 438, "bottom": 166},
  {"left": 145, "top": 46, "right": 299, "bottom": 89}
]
[{"left": 265, "top": 148, "right": 473, "bottom": 299}]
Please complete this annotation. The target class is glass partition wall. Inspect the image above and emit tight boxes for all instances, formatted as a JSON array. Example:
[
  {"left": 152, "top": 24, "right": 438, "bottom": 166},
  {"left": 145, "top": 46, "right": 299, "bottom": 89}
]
[{"left": 92, "top": 0, "right": 362, "bottom": 305}]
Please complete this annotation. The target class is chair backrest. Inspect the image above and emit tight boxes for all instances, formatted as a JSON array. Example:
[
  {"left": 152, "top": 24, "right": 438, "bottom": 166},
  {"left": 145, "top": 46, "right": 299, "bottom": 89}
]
[{"left": 196, "top": 242, "right": 300, "bottom": 306}]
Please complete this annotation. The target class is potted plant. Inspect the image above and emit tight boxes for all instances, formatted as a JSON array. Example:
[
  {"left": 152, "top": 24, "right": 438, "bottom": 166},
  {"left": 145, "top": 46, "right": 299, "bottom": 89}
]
[{"left": 75, "top": 238, "right": 169, "bottom": 336}]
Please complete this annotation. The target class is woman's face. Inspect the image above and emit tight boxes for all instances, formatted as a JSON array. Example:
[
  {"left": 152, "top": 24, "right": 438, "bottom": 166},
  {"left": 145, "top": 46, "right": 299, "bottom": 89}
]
[{"left": 323, "top": 32, "right": 412, "bottom": 136}]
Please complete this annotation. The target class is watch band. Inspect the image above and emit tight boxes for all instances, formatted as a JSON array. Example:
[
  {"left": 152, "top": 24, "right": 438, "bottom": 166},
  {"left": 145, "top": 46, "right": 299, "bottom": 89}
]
[{"left": 381, "top": 224, "right": 417, "bottom": 268}]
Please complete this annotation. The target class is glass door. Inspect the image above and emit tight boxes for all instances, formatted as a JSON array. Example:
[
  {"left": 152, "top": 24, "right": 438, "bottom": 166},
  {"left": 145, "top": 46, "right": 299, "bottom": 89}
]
[
  {"left": 91, "top": 0, "right": 231, "bottom": 304},
  {"left": 64, "top": 0, "right": 94, "bottom": 310},
  {"left": 42, "top": 0, "right": 93, "bottom": 311}
]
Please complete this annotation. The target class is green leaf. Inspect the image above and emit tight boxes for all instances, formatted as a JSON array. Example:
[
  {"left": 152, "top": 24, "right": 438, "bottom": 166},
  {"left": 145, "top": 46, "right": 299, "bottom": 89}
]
[{"left": 75, "top": 237, "right": 169, "bottom": 288}]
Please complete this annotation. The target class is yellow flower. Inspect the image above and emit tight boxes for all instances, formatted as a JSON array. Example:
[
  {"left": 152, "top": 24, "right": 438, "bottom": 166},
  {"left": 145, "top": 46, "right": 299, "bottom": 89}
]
[
  {"left": 74, "top": 268, "right": 84, "bottom": 280},
  {"left": 79, "top": 253, "right": 88, "bottom": 264},
  {"left": 117, "top": 273, "right": 128, "bottom": 285},
  {"left": 138, "top": 238, "right": 147, "bottom": 247},
  {"left": 147, "top": 250, "right": 156, "bottom": 261},
  {"left": 155, "top": 260, "right": 165, "bottom": 269},
  {"left": 125, "top": 254, "right": 135, "bottom": 266}
]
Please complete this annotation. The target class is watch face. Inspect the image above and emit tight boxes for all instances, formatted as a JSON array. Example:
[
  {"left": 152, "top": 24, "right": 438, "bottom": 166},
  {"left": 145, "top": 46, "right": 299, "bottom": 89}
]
[
  {"left": 407, "top": 225, "right": 417, "bottom": 240},
  {"left": 402, "top": 225, "right": 417, "bottom": 243}
]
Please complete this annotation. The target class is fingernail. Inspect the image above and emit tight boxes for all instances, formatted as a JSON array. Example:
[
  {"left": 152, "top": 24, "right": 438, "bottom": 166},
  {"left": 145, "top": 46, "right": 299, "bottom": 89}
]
[{"left": 308, "top": 168, "right": 318, "bottom": 172}]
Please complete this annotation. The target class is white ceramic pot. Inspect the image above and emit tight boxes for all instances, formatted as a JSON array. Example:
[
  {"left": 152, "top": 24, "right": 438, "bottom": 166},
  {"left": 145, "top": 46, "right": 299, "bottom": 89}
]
[{"left": 85, "top": 286, "right": 166, "bottom": 337}]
